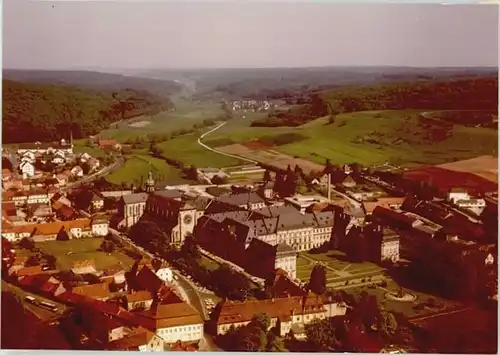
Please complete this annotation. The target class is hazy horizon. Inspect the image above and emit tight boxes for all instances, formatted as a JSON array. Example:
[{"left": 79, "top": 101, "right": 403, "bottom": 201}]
[{"left": 3, "top": 1, "right": 498, "bottom": 70}]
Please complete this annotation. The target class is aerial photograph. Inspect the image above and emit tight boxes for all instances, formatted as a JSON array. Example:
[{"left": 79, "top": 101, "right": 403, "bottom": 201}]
[{"left": 1, "top": 1, "right": 498, "bottom": 353}]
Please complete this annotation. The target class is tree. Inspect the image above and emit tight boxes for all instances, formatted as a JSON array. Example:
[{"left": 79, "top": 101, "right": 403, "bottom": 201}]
[
  {"left": 263, "top": 169, "right": 271, "bottom": 183},
  {"left": 186, "top": 165, "right": 198, "bottom": 181},
  {"left": 250, "top": 313, "right": 271, "bottom": 332},
  {"left": 379, "top": 309, "right": 398, "bottom": 341},
  {"left": 100, "top": 240, "right": 116, "bottom": 253},
  {"left": 266, "top": 331, "right": 287, "bottom": 352},
  {"left": 20, "top": 238, "right": 35, "bottom": 250},
  {"left": 211, "top": 175, "right": 228, "bottom": 185},
  {"left": 328, "top": 115, "right": 335, "bottom": 125},
  {"left": 26, "top": 255, "right": 41, "bottom": 266},
  {"left": 305, "top": 318, "right": 339, "bottom": 351},
  {"left": 308, "top": 264, "right": 327, "bottom": 295},
  {"left": 181, "top": 235, "right": 201, "bottom": 261}
]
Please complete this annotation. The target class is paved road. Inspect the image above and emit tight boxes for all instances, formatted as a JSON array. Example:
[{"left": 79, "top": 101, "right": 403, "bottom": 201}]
[
  {"left": 63, "top": 156, "right": 124, "bottom": 190},
  {"left": 197, "top": 122, "right": 257, "bottom": 164},
  {"left": 2, "top": 280, "right": 67, "bottom": 322}
]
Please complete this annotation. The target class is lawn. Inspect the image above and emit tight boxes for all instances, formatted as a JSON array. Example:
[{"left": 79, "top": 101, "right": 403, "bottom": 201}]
[
  {"left": 342, "top": 279, "right": 463, "bottom": 319},
  {"left": 204, "top": 110, "right": 498, "bottom": 167},
  {"left": 297, "top": 250, "right": 385, "bottom": 284},
  {"left": 105, "top": 154, "right": 186, "bottom": 185},
  {"left": 158, "top": 134, "right": 243, "bottom": 168},
  {"left": 37, "top": 238, "right": 135, "bottom": 271}
]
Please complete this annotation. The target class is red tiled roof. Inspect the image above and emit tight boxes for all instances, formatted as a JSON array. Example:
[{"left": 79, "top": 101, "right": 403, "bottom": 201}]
[
  {"left": 15, "top": 265, "right": 43, "bottom": 277},
  {"left": 3, "top": 219, "right": 91, "bottom": 236},
  {"left": 72, "top": 282, "right": 111, "bottom": 299}
]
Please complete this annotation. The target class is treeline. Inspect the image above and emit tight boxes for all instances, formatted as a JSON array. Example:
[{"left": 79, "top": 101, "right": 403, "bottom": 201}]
[
  {"left": 3, "top": 70, "right": 182, "bottom": 97},
  {"left": 2, "top": 80, "right": 174, "bottom": 144},
  {"left": 252, "top": 76, "right": 498, "bottom": 127}
]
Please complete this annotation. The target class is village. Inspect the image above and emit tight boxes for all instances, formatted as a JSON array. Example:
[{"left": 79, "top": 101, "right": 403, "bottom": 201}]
[{"left": 1, "top": 132, "right": 498, "bottom": 352}]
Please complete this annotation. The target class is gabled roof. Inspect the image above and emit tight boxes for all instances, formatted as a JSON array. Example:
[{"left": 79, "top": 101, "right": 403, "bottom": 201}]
[
  {"left": 135, "top": 265, "right": 163, "bottom": 294},
  {"left": 136, "top": 302, "right": 203, "bottom": 330},
  {"left": 72, "top": 282, "right": 111, "bottom": 299},
  {"left": 122, "top": 193, "right": 149, "bottom": 205}
]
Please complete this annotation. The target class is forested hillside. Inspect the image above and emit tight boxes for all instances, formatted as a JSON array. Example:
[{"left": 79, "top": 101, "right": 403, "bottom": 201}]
[
  {"left": 3, "top": 70, "right": 182, "bottom": 97},
  {"left": 252, "top": 76, "right": 498, "bottom": 127},
  {"left": 2, "top": 80, "right": 174, "bottom": 144}
]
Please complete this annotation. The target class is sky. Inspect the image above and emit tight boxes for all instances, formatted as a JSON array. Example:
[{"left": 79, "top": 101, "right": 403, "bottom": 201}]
[{"left": 3, "top": 1, "right": 499, "bottom": 69}]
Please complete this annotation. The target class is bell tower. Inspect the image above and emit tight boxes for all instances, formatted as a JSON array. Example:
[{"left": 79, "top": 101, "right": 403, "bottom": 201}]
[{"left": 145, "top": 169, "right": 155, "bottom": 193}]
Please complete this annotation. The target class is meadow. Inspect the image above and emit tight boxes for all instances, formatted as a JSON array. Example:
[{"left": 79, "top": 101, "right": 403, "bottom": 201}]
[
  {"left": 97, "top": 101, "right": 225, "bottom": 142},
  {"left": 204, "top": 110, "right": 498, "bottom": 167},
  {"left": 105, "top": 154, "right": 188, "bottom": 185}
]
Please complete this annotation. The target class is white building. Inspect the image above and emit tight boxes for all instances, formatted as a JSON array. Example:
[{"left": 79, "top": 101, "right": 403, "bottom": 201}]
[
  {"left": 71, "top": 166, "right": 84, "bottom": 177},
  {"left": 140, "top": 303, "right": 204, "bottom": 344},
  {"left": 447, "top": 188, "right": 470, "bottom": 204},
  {"left": 118, "top": 193, "right": 149, "bottom": 229},
  {"left": 19, "top": 161, "right": 35, "bottom": 178},
  {"left": 91, "top": 218, "right": 109, "bottom": 236}
]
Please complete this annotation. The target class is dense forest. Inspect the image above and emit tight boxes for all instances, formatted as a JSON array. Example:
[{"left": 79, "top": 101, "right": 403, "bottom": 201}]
[
  {"left": 3, "top": 70, "right": 182, "bottom": 97},
  {"left": 252, "top": 76, "right": 499, "bottom": 127},
  {"left": 2, "top": 80, "right": 174, "bottom": 143}
]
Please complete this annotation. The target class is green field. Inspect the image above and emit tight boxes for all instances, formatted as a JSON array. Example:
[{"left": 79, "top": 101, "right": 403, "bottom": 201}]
[
  {"left": 37, "top": 238, "right": 135, "bottom": 271},
  {"left": 204, "top": 110, "right": 498, "bottom": 167},
  {"left": 97, "top": 101, "right": 225, "bottom": 142},
  {"left": 157, "top": 134, "right": 243, "bottom": 168},
  {"left": 105, "top": 154, "right": 187, "bottom": 185}
]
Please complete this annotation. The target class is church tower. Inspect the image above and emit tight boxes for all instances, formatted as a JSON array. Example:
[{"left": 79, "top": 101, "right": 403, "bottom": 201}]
[{"left": 145, "top": 170, "right": 155, "bottom": 193}]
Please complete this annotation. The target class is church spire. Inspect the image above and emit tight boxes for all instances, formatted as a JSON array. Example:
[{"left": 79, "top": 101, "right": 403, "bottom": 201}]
[{"left": 145, "top": 166, "right": 155, "bottom": 193}]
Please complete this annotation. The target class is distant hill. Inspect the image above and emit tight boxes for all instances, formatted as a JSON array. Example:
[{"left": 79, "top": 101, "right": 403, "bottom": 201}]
[
  {"left": 133, "top": 66, "right": 498, "bottom": 100},
  {"left": 2, "top": 79, "right": 174, "bottom": 144},
  {"left": 252, "top": 76, "right": 499, "bottom": 127},
  {"left": 2, "top": 69, "right": 183, "bottom": 97}
]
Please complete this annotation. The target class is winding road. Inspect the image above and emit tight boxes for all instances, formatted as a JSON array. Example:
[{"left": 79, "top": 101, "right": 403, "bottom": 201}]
[{"left": 197, "top": 122, "right": 258, "bottom": 164}]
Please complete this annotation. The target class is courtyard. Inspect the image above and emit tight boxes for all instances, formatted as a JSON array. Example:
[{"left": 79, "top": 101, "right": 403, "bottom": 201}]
[{"left": 297, "top": 250, "right": 385, "bottom": 287}]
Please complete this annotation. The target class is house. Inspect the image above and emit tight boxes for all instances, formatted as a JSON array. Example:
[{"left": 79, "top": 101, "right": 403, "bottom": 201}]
[
  {"left": 152, "top": 259, "right": 174, "bottom": 283},
  {"left": 19, "top": 161, "right": 35, "bottom": 178},
  {"left": 90, "top": 193, "right": 105, "bottom": 211},
  {"left": 72, "top": 282, "right": 112, "bottom": 301},
  {"left": 257, "top": 181, "right": 275, "bottom": 199},
  {"left": 1, "top": 218, "right": 93, "bottom": 242},
  {"left": 79, "top": 152, "right": 91, "bottom": 163},
  {"left": 91, "top": 217, "right": 109, "bottom": 236},
  {"left": 447, "top": 188, "right": 470, "bottom": 204},
  {"left": 99, "top": 140, "right": 121, "bottom": 150},
  {"left": 126, "top": 290, "right": 154, "bottom": 311},
  {"left": 217, "top": 192, "right": 266, "bottom": 210},
  {"left": 135, "top": 302, "right": 204, "bottom": 344},
  {"left": 52, "top": 151, "right": 66, "bottom": 165},
  {"left": 211, "top": 293, "right": 347, "bottom": 337},
  {"left": 107, "top": 327, "right": 165, "bottom": 352},
  {"left": 71, "top": 260, "right": 97, "bottom": 275},
  {"left": 362, "top": 197, "right": 406, "bottom": 215},
  {"left": 342, "top": 175, "right": 357, "bottom": 188},
  {"left": 132, "top": 264, "right": 164, "bottom": 295},
  {"left": 88, "top": 157, "right": 101, "bottom": 172},
  {"left": 71, "top": 166, "right": 84, "bottom": 177}
]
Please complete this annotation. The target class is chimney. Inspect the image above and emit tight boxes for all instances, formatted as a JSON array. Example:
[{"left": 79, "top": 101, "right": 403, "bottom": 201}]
[{"left": 327, "top": 173, "right": 331, "bottom": 201}]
